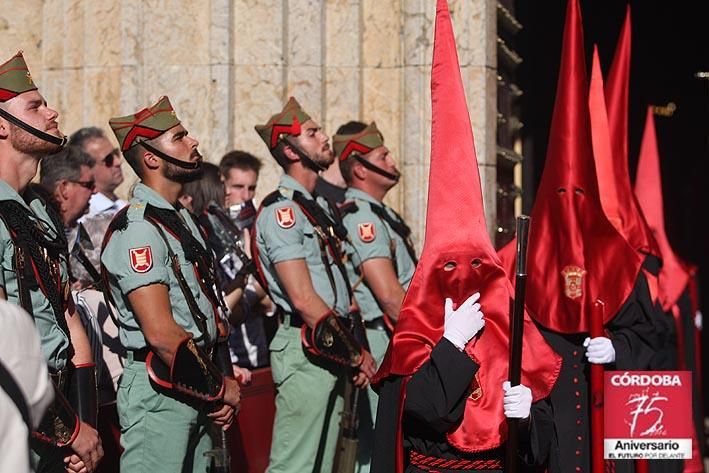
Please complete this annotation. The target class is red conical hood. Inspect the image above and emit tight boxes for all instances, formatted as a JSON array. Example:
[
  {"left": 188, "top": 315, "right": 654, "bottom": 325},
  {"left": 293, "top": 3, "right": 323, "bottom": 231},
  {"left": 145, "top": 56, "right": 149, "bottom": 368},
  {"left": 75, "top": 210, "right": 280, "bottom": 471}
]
[
  {"left": 374, "top": 0, "right": 560, "bottom": 453},
  {"left": 634, "top": 109, "right": 690, "bottom": 310},
  {"left": 525, "top": 0, "right": 641, "bottom": 333},
  {"left": 590, "top": 46, "right": 622, "bottom": 228},
  {"left": 604, "top": 6, "right": 661, "bottom": 257}
]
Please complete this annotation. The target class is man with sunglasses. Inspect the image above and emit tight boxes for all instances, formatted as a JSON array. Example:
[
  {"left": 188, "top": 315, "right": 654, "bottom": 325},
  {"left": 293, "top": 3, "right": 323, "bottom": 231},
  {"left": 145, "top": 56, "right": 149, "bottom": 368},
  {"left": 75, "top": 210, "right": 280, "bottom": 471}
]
[
  {"left": 0, "top": 51, "right": 103, "bottom": 472},
  {"left": 69, "top": 127, "right": 126, "bottom": 218},
  {"left": 40, "top": 146, "right": 96, "bottom": 230}
]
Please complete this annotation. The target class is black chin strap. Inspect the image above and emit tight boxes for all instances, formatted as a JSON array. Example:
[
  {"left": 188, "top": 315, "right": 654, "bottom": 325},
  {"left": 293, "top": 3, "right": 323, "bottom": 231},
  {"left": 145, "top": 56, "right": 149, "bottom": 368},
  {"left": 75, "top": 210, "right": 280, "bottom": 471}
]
[
  {"left": 140, "top": 140, "right": 201, "bottom": 170},
  {"left": 354, "top": 155, "right": 400, "bottom": 182},
  {"left": 0, "top": 107, "right": 67, "bottom": 147},
  {"left": 281, "top": 138, "right": 327, "bottom": 173}
]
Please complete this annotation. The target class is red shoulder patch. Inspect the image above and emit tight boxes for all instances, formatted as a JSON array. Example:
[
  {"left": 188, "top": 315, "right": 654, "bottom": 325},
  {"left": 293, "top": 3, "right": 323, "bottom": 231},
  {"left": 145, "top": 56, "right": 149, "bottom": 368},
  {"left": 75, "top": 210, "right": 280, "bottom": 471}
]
[
  {"left": 129, "top": 246, "right": 153, "bottom": 273},
  {"left": 358, "top": 222, "right": 376, "bottom": 243},
  {"left": 275, "top": 207, "right": 296, "bottom": 229}
]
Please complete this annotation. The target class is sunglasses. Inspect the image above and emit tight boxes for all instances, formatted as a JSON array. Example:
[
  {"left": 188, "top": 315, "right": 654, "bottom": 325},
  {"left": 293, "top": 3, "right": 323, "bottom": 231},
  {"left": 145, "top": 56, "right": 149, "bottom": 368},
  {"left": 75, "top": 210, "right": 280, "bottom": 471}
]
[
  {"left": 101, "top": 149, "right": 120, "bottom": 167},
  {"left": 71, "top": 179, "right": 95, "bottom": 190}
]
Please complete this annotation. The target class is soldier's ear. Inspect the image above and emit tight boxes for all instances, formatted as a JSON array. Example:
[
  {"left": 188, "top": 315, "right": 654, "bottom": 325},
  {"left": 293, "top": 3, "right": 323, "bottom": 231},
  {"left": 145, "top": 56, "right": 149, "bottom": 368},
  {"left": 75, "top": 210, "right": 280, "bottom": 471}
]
[
  {"left": 142, "top": 149, "right": 160, "bottom": 171},
  {"left": 352, "top": 158, "right": 367, "bottom": 181},
  {"left": 281, "top": 143, "right": 301, "bottom": 163},
  {"left": 0, "top": 115, "right": 9, "bottom": 139}
]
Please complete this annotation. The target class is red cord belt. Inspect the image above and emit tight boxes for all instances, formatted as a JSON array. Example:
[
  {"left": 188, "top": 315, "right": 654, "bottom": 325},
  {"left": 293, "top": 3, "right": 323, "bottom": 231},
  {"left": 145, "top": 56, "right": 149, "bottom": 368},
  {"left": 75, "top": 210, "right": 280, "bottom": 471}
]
[{"left": 409, "top": 451, "right": 503, "bottom": 471}]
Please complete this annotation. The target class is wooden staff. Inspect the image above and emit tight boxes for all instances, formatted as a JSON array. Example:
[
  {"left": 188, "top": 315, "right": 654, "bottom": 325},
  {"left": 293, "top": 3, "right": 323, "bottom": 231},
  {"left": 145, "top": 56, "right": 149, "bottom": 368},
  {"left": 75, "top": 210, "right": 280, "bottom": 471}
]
[
  {"left": 590, "top": 300, "right": 605, "bottom": 473},
  {"left": 505, "top": 215, "right": 530, "bottom": 473}
]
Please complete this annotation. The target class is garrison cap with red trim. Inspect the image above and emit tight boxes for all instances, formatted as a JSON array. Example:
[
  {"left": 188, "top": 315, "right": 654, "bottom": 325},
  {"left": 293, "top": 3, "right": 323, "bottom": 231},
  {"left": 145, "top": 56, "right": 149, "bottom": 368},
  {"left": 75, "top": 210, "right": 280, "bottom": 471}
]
[
  {"left": 109, "top": 96, "right": 181, "bottom": 152},
  {"left": 0, "top": 51, "right": 38, "bottom": 102},
  {"left": 333, "top": 122, "right": 385, "bottom": 161},
  {"left": 255, "top": 97, "right": 311, "bottom": 150}
]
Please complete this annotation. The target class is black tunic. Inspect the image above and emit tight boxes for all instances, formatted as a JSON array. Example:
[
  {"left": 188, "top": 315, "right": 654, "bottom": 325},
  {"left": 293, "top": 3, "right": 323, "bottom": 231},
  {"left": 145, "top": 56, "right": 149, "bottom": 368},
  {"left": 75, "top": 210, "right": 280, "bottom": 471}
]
[
  {"left": 541, "top": 273, "right": 660, "bottom": 473},
  {"left": 676, "top": 286, "right": 706, "bottom": 467},
  {"left": 642, "top": 255, "right": 679, "bottom": 372},
  {"left": 372, "top": 339, "right": 558, "bottom": 473}
]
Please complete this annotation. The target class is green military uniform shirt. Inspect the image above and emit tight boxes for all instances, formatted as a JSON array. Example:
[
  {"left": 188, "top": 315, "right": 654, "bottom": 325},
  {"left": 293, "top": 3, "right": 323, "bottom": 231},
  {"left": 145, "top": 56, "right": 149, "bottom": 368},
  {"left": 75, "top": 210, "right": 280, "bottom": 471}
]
[
  {"left": 254, "top": 174, "right": 350, "bottom": 316},
  {"left": 0, "top": 179, "right": 71, "bottom": 371},
  {"left": 342, "top": 187, "right": 416, "bottom": 321},
  {"left": 101, "top": 183, "right": 217, "bottom": 350}
]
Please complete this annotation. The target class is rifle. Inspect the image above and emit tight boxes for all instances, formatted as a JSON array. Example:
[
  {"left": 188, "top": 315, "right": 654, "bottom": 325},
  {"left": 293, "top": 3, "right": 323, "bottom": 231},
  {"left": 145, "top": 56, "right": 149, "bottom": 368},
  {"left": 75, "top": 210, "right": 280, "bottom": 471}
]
[
  {"left": 204, "top": 337, "right": 234, "bottom": 473},
  {"left": 505, "top": 215, "right": 530, "bottom": 473},
  {"left": 206, "top": 203, "right": 257, "bottom": 284},
  {"left": 332, "top": 310, "right": 369, "bottom": 473},
  {"left": 204, "top": 429, "right": 231, "bottom": 473}
]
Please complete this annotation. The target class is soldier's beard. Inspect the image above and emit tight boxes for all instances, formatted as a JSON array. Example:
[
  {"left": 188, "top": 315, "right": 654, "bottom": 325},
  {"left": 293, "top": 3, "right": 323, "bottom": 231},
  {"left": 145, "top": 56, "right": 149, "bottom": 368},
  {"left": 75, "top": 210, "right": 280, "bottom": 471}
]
[
  {"left": 164, "top": 162, "right": 204, "bottom": 183},
  {"left": 10, "top": 123, "right": 63, "bottom": 157},
  {"left": 312, "top": 149, "right": 335, "bottom": 169}
]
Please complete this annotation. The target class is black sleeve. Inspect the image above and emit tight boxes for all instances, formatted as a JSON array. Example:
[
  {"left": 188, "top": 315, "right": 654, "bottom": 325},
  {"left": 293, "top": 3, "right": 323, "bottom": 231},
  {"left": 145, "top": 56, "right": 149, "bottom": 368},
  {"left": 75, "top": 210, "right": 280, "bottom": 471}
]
[
  {"left": 371, "top": 376, "right": 403, "bottom": 473},
  {"left": 608, "top": 275, "right": 658, "bottom": 370},
  {"left": 404, "top": 338, "right": 479, "bottom": 434},
  {"left": 519, "top": 399, "right": 560, "bottom": 471}
]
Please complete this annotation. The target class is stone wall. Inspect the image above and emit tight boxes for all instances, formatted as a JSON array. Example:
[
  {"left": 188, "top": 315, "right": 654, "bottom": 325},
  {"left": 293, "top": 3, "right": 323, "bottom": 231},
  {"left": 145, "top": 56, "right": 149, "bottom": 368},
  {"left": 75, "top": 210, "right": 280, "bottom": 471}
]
[{"left": 0, "top": 0, "right": 497, "bottom": 246}]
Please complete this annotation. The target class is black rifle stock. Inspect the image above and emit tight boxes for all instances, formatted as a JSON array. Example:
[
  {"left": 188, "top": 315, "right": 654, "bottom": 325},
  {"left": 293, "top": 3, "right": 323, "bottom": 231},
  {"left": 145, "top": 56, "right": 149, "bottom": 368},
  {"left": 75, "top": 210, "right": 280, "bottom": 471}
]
[{"left": 505, "top": 215, "right": 530, "bottom": 473}]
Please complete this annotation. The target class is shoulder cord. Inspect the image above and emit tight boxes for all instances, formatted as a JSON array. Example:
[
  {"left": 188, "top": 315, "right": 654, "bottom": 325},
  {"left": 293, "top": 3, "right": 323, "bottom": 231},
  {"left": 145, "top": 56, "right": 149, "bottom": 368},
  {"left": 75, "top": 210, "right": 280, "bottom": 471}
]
[{"left": 0, "top": 200, "right": 72, "bottom": 353}]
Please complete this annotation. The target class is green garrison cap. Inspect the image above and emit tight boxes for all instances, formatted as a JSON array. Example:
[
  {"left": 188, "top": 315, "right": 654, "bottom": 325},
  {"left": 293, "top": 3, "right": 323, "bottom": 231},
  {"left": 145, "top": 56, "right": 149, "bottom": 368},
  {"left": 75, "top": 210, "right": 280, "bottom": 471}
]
[
  {"left": 0, "top": 51, "right": 38, "bottom": 102},
  {"left": 255, "top": 97, "right": 312, "bottom": 150},
  {"left": 109, "top": 96, "right": 181, "bottom": 151},
  {"left": 333, "top": 122, "right": 385, "bottom": 161}
]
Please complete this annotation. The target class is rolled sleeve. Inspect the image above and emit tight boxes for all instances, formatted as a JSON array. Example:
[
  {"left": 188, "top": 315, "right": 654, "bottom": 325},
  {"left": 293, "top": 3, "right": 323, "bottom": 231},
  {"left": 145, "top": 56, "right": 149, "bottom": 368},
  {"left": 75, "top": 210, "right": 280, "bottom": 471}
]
[
  {"left": 344, "top": 214, "right": 391, "bottom": 265},
  {"left": 101, "top": 221, "right": 170, "bottom": 294},
  {"left": 260, "top": 204, "right": 307, "bottom": 264}
]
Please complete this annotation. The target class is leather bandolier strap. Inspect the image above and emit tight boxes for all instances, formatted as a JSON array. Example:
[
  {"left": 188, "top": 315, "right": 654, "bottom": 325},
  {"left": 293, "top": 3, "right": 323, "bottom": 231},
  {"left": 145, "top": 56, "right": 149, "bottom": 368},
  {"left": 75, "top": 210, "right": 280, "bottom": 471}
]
[
  {"left": 367, "top": 201, "right": 418, "bottom": 266},
  {"left": 101, "top": 204, "right": 229, "bottom": 401},
  {"left": 288, "top": 191, "right": 368, "bottom": 347},
  {"left": 251, "top": 190, "right": 370, "bottom": 370}
]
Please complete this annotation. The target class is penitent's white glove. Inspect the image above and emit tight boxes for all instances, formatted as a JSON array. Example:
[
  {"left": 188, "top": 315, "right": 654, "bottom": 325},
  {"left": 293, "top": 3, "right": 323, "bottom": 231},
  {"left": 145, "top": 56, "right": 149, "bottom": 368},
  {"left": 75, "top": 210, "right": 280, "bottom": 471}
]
[
  {"left": 502, "top": 381, "right": 532, "bottom": 419},
  {"left": 583, "top": 336, "right": 616, "bottom": 364},
  {"left": 443, "top": 292, "right": 484, "bottom": 351}
]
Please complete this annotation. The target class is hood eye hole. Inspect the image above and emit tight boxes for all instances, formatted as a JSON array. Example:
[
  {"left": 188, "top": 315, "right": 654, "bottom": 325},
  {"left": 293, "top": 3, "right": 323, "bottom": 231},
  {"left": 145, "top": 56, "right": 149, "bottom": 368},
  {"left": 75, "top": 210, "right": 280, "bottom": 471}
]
[
  {"left": 574, "top": 187, "right": 585, "bottom": 195},
  {"left": 471, "top": 258, "right": 482, "bottom": 268},
  {"left": 443, "top": 261, "right": 457, "bottom": 271},
  {"left": 557, "top": 187, "right": 567, "bottom": 194}
]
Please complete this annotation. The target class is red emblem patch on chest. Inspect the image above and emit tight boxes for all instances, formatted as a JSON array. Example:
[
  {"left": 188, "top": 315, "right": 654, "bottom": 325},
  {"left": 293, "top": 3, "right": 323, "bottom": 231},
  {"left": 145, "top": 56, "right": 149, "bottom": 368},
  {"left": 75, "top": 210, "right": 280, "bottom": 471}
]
[
  {"left": 358, "top": 222, "right": 376, "bottom": 243},
  {"left": 129, "top": 246, "right": 153, "bottom": 273},
  {"left": 275, "top": 207, "right": 296, "bottom": 229}
]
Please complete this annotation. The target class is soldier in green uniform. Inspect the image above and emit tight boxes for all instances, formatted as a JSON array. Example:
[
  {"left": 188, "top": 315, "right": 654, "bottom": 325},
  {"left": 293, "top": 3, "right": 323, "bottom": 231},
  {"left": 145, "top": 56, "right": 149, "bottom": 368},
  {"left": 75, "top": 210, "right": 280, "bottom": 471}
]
[
  {"left": 0, "top": 51, "right": 103, "bottom": 473},
  {"left": 333, "top": 121, "right": 417, "bottom": 473},
  {"left": 101, "top": 96, "right": 240, "bottom": 473},
  {"left": 253, "top": 97, "right": 377, "bottom": 473}
]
